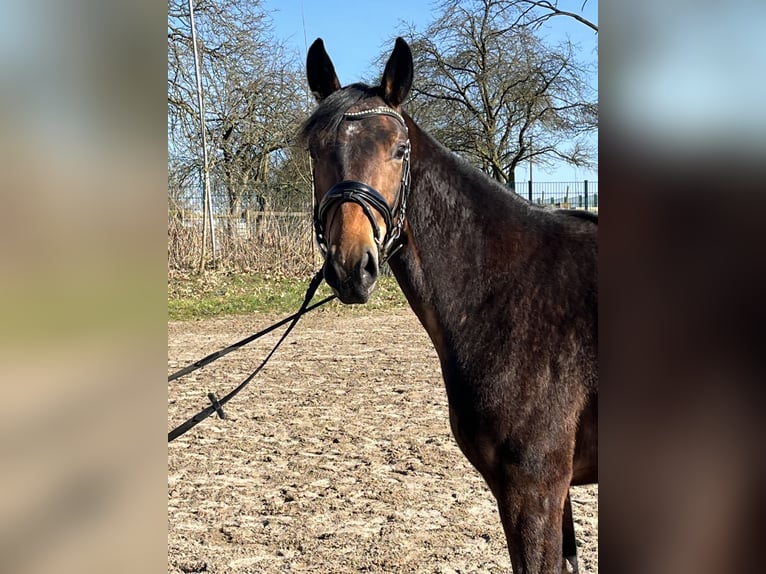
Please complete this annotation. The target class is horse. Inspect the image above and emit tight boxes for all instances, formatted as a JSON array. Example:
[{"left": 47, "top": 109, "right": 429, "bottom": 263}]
[{"left": 301, "top": 37, "right": 597, "bottom": 574}]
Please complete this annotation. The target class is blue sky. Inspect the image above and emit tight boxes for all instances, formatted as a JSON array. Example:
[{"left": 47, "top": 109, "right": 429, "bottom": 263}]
[{"left": 262, "top": 0, "right": 598, "bottom": 182}]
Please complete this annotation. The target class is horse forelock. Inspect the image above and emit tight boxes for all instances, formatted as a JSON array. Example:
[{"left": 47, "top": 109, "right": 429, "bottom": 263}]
[{"left": 299, "top": 84, "right": 381, "bottom": 149}]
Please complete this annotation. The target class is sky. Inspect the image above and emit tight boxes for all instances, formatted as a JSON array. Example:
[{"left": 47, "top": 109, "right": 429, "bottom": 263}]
[{"left": 262, "top": 0, "right": 598, "bottom": 183}]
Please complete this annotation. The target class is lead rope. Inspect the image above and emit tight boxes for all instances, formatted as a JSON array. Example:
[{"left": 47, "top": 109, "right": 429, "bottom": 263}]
[{"left": 168, "top": 270, "right": 333, "bottom": 442}]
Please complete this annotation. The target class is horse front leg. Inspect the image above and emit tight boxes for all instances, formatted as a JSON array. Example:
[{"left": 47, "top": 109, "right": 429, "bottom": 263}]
[
  {"left": 448, "top": 407, "right": 577, "bottom": 572},
  {"left": 494, "top": 466, "right": 573, "bottom": 574},
  {"left": 563, "top": 490, "right": 579, "bottom": 573}
]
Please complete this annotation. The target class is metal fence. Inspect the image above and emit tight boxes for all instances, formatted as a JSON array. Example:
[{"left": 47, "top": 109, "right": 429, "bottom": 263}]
[{"left": 511, "top": 180, "right": 598, "bottom": 211}]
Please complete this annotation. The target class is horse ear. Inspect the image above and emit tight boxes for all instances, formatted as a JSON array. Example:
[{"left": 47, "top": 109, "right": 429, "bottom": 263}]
[
  {"left": 307, "top": 38, "right": 341, "bottom": 101},
  {"left": 380, "top": 37, "right": 413, "bottom": 108}
]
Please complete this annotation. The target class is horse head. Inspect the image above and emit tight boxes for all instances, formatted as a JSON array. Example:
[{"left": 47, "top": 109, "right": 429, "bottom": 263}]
[{"left": 304, "top": 38, "right": 413, "bottom": 304}]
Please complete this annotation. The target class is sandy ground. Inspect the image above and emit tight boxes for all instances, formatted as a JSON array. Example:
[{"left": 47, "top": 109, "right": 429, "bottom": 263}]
[{"left": 168, "top": 307, "right": 597, "bottom": 573}]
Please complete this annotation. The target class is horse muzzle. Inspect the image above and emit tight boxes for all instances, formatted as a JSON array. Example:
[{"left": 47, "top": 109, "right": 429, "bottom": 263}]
[{"left": 323, "top": 245, "right": 379, "bottom": 304}]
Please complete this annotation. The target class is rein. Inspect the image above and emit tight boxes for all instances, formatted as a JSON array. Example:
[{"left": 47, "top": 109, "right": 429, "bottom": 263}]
[
  {"left": 313, "top": 107, "right": 411, "bottom": 260},
  {"left": 168, "top": 270, "right": 334, "bottom": 442}
]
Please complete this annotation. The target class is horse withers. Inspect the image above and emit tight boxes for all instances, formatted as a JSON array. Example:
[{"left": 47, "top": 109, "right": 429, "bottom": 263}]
[{"left": 302, "top": 37, "right": 597, "bottom": 573}]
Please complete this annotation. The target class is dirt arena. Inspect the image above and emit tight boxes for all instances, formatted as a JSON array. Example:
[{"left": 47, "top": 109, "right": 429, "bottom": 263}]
[{"left": 168, "top": 307, "right": 598, "bottom": 573}]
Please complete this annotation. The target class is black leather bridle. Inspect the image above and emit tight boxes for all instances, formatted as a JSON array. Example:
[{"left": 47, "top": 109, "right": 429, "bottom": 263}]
[{"left": 313, "top": 106, "right": 411, "bottom": 261}]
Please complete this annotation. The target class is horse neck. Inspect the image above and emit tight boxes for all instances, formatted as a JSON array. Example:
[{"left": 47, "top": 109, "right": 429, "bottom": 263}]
[{"left": 388, "top": 122, "right": 536, "bottom": 351}]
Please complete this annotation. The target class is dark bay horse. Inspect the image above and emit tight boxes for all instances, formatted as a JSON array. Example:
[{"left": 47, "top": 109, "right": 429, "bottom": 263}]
[{"left": 302, "top": 37, "right": 597, "bottom": 573}]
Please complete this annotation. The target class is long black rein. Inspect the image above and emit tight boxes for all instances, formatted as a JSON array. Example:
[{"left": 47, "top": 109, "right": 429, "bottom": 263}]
[{"left": 168, "top": 270, "right": 333, "bottom": 442}]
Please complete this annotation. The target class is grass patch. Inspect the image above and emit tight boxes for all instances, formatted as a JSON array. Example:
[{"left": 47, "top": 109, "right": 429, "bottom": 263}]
[{"left": 168, "top": 271, "right": 408, "bottom": 321}]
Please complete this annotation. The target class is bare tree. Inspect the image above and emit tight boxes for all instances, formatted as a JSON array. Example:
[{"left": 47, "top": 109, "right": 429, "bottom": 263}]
[
  {"left": 509, "top": 0, "right": 597, "bottom": 33},
  {"left": 168, "top": 0, "right": 307, "bottom": 235},
  {"left": 399, "top": 0, "right": 597, "bottom": 187}
]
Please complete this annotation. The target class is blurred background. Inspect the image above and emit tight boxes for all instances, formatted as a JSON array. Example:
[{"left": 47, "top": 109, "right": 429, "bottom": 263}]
[{"left": 0, "top": 0, "right": 166, "bottom": 572}]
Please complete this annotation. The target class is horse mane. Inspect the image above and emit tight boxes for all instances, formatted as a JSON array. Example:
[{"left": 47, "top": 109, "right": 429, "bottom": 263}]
[
  {"left": 557, "top": 209, "right": 599, "bottom": 225},
  {"left": 421, "top": 138, "right": 597, "bottom": 229},
  {"left": 408, "top": 123, "right": 560, "bottom": 232}
]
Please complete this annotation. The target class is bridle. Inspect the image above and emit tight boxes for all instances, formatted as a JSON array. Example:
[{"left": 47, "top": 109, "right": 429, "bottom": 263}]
[{"left": 312, "top": 106, "right": 411, "bottom": 262}]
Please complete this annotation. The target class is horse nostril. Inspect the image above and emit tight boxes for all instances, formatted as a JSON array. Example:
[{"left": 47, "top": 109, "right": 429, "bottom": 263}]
[
  {"left": 358, "top": 248, "right": 378, "bottom": 285},
  {"left": 323, "top": 255, "right": 342, "bottom": 288}
]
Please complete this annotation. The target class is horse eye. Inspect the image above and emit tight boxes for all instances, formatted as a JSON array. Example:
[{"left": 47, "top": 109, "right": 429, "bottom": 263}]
[{"left": 393, "top": 143, "right": 408, "bottom": 160}]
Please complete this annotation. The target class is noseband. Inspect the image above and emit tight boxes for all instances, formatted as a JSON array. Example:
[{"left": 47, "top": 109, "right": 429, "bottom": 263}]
[{"left": 313, "top": 107, "right": 411, "bottom": 261}]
